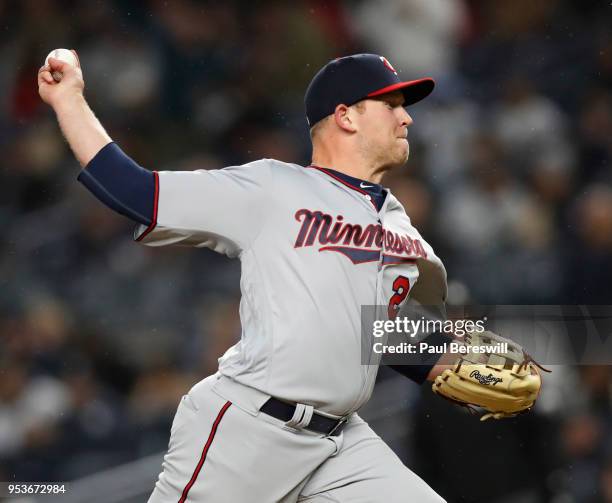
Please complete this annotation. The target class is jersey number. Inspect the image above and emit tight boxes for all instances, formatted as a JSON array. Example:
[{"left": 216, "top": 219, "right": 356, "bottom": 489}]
[{"left": 387, "top": 276, "right": 410, "bottom": 319}]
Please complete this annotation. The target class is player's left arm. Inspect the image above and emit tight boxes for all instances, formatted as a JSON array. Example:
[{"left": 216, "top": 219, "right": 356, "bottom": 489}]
[
  {"left": 425, "top": 348, "right": 460, "bottom": 381},
  {"left": 388, "top": 333, "right": 458, "bottom": 384}
]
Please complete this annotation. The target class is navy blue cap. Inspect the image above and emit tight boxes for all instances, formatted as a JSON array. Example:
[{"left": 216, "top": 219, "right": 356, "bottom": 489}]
[{"left": 304, "top": 53, "right": 435, "bottom": 126}]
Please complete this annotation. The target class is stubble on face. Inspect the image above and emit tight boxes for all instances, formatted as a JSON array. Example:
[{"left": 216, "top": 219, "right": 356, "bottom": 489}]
[
  {"left": 358, "top": 134, "right": 408, "bottom": 173},
  {"left": 355, "top": 97, "right": 410, "bottom": 173}
]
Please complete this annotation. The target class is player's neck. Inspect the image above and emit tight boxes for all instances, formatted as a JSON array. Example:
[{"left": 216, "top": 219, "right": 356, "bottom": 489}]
[{"left": 311, "top": 154, "right": 383, "bottom": 184}]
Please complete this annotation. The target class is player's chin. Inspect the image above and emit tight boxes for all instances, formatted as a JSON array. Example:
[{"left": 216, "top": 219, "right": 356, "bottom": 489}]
[
  {"left": 384, "top": 153, "right": 409, "bottom": 171},
  {"left": 392, "top": 142, "right": 410, "bottom": 166}
]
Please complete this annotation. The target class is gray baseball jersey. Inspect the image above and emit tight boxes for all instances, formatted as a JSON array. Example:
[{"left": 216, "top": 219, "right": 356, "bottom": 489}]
[{"left": 135, "top": 159, "right": 447, "bottom": 416}]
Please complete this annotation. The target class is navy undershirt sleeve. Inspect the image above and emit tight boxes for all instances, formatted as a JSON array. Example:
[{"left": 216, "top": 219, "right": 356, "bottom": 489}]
[
  {"left": 388, "top": 331, "right": 450, "bottom": 384},
  {"left": 77, "top": 142, "right": 155, "bottom": 226}
]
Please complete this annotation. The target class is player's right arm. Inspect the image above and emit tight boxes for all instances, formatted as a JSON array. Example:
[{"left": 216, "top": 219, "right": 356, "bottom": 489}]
[
  {"left": 38, "top": 53, "right": 156, "bottom": 226},
  {"left": 38, "top": 52, "right": 112, "bottom": 167},
  {"left": 38, "top": 51, "right": 272, "bottom": 255}
]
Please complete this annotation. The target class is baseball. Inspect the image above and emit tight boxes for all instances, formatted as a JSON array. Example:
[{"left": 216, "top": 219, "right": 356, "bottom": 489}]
[{"left": 44, "top": 48, "right": 78, "bottom": 82}]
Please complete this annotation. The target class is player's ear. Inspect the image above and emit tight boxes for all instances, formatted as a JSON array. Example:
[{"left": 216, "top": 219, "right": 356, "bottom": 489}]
[{"left": 333, "top": 104, "right": 357, "bottom": 133}]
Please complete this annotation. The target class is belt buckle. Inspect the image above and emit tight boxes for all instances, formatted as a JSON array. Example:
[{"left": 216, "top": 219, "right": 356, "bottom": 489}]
[{"left": 327, "top": 416, "right": 348, "bottom": 436}]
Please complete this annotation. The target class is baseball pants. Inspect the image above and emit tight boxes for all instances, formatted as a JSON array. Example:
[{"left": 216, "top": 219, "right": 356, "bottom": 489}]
[{"left": 148, "top": 373, "right": 445, "bottom": 503}]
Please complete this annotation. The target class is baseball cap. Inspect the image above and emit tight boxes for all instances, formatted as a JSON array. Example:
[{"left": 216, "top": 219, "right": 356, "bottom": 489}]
[{"left": 304, "top": 53, "right": 435, "bottom": 126}]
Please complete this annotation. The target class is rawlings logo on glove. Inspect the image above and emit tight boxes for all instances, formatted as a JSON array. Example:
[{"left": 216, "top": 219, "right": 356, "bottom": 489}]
[
  {"left": 469, "top": 370, "right": 503, "bottom": 386},
  {"left": 432, "top": 330, "right": 550, "bottom": 421}
]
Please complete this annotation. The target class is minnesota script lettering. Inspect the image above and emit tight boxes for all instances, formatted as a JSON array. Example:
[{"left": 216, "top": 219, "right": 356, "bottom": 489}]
[{"left": 294, "top": 209, "right": 427, "bottom": 258}]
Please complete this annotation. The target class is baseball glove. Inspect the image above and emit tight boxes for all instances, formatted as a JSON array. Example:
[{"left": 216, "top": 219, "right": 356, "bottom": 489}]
[{"left": 432, "top": 330, "right": 550, "bottom": 421}]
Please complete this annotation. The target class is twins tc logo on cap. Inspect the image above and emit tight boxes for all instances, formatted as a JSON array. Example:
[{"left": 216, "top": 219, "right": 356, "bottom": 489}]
[{"left": 379, "top": 56, "right": 397, "bottom": 75}]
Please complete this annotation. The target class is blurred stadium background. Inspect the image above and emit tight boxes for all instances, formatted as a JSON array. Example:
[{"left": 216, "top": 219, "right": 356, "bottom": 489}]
[{"left": 1, "top": 0, "right": 612, "bottom": 501}]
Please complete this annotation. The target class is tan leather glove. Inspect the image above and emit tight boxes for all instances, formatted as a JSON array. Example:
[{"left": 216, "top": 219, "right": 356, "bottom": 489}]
[{"left": 432, "top": 330, "right": 550, "bottom": 421}]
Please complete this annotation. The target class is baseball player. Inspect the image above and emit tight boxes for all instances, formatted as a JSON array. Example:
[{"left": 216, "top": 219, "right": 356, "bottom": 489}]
[{"left": 38, "top": 52, "right": 543, "bottom": 502}]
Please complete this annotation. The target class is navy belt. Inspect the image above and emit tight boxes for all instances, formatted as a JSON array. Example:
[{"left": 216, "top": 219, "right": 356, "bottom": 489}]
[{"left": 260, "top": 397, "right": 348, "bottom": 436}]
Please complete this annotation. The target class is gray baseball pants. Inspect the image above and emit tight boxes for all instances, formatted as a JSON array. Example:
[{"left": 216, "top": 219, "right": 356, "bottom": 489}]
[{"left": 148, "top": 373, "right": 445, "bottom": 503}]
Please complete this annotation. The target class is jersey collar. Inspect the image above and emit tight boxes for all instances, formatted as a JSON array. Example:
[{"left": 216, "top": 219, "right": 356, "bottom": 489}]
[{"left": 308, "top": 165, "right": 387, "bottom": 210}]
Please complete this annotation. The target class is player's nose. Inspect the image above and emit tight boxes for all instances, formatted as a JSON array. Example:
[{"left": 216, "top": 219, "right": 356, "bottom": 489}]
[{"left": 399, "top": 108, "right": 413, "bottom": 128}]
